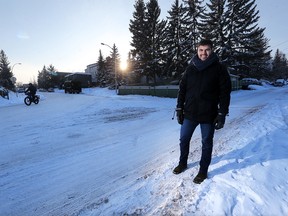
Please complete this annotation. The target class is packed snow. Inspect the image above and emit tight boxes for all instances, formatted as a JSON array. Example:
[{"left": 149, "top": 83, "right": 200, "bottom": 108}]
[{"left": 0, "top": 85, "right": 288, "bottom": 216}]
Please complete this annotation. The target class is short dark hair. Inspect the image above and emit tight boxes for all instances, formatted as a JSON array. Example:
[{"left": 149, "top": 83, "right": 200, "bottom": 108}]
[{"left": 198, "top": 39, "right": 213, "bottom": 49}]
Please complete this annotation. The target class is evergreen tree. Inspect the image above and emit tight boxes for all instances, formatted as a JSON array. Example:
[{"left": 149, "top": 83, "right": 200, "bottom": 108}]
[
  {"left": 182, "top": 0, "right": 206, "bottom": 54},
  {"left": 161, "top": 0, "right": 206, "bottom": 80},
  {"left": 129, "top": 0, "right": 147, "bottom": 75},
  {"left": 125, "top": 52, "right": 134, "bottom": 78},
  {"left": 200, "top": 0, "right": 229, "bottom": 62},
  {"left": 245, "top": 31, "right": 272, "bottom": 78},
  {"left": 199, "top": 0, "right": 271, "bottom": 77},
  {"left": 163, "top": 0, "right": 188, "bottom": 79},
  {"left": 224, "top": 0, "right": 271, "bottom": 76},
  {"left": 46, "top": 64, "right": 58, "bottom": 88},
  {"left": 103, "top": 44, "right": 120, "bottom": 87},
  {"left": 272, "top": 49, "right": 288, "bottom": 79},
  {"left": 125, "top": 51, "right": 140, "bottom": 84},
  {"left": 37, "top": 65, "right": 54, "bottom": 89},
  {"left": 280, "top": 53, "right": 288, "bottom": 79},
  {"left": 112, "top": 44, "right": 121, "bottom": 85},
  {"left": 144, "top": 0, "right": 167, "bottom": 84},
  {"left": 127, "top": 0, "right": 273, "bottom": 82},
  {"left": 129, "top": 0, "right": 166, "bottom": 84},
  {"left": 0, "top": 50, "right": 15, "bottom": 90},
  {"left": 96, "top": 50, "right": 107, "bottom": 87}
]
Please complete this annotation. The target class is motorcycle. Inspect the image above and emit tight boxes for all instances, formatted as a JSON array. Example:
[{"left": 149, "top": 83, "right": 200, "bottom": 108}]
[{"left": 24, "top": 92, "right": 40, "bottom": 106}]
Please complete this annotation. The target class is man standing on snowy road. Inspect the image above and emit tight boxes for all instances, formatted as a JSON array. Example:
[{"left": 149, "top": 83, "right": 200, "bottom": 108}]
[{"left": 173, "top": 39, "right": 231, "bottom": 184}]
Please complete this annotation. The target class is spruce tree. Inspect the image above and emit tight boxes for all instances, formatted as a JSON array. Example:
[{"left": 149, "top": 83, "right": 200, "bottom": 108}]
[
  {"left": 245, "top": 31, "right": 271, "bottom": 78},
  {"left": 163, "top": 0, "right": 189, "bottom": 79},
  {"left": 128, "top": 0, "right": 273, "bottom": 82},
  {"left": 129, "top": 0, "right": 147, "bottom": 74},
  {"left": 96, "top": 50, "right": 107, "bottom": 87},
  {"left": 225, "top": 0, "right": 271, "bottom": 76},
  {"left": 200, "top": 0, "right": 229, "bottom": 62},
  {"left": 37, "top": 66, "right": 50, "bottom": 89},
  {"left": 113, "top": 44, "right": 121, "bottom": 85},
  {"left": 103, "top": 44, "right": 120, "bottom": 87},
  {"left": 46, "top": 64, "right": 58, "bottom": 88},
  {"left": 144, "top": 0, "right": 167, "bottom": 84},
  {"left": 272, "top": 49, "right": 288, "bottom": 79},
  {"left": 125, "top": 51, "right": 142, "bottom": 84},
  {"left": 129, "top": 0, "right": 166, "bottom": 84},
  {"left": 182, "top": 0, "right": 206, "bottom": 54},
  {"left": 0, "top": 50, "right": 15, "bottom": 90},
  {"left": 36, "top": 64, "right": 58, "bottom": 89}
]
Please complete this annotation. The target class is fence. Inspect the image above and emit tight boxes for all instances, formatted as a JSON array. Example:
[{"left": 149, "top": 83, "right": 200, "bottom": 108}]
[
  {"left": 118, "top": 79, "right": 241, "bottom": 98},
  {"left": 118, "top": 85, "right": 179, "bottom": 98}
]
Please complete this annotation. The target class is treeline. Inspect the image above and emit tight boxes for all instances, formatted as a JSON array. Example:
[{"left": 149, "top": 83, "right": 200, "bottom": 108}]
[
  {"left": 38, "top": 0, "right": 288, "bottom": 88},
  {"left": 1, "top": 0, "right": 288, "bottom": 90},
  {"left": 124, "top": 0, "right": 285, "bottom": 83},
  {"left": 97, "top": 0, "right": 287, "bottom": 86},
  {"left": 37, "top": 65, "right": 60, "bottom": 89}
]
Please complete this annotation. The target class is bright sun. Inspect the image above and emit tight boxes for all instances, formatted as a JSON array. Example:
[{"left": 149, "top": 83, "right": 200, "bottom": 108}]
[{"left": 120, "top": 60, "right": 128, "bottom": 71}]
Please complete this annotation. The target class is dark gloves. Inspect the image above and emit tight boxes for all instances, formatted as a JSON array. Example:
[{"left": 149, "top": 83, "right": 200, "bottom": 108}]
[
  {"left": 214, "top": 113, "right": 226, "bottom": 130},
  {"left": 176, "top": 108, "right": 184, "bottom": 125}
]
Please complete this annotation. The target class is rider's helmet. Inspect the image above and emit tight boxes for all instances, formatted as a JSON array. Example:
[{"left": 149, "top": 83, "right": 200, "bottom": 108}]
[{"left": 29, "top": 83, "right": 32, "bottom": 86}]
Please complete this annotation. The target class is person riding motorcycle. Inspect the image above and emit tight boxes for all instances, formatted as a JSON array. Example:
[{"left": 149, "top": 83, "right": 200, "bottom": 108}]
[{"left": 25, "top": 83, "right": 37, "bottom": 100}]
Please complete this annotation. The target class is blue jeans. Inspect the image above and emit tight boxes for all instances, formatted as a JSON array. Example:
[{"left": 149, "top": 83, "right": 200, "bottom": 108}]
[{"left": 179, "top": 118, "right": 215, "bottom": 174}]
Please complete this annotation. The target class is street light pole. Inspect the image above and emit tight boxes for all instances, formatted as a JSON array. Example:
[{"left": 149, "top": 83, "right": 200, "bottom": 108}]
[
  {"left": 12, "top": 62, "right": 22, "bottom": 74},
  {"left": 101, "top": 43, "right": 117, "bottom": 93},
  {"left": 11, "top": 62, "right": 21, "bottom": 96}
]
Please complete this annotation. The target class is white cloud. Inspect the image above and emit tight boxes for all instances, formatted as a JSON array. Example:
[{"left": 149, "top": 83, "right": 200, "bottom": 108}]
[{"left": 17, "top": 32, "right": 30, "bottom": 40}]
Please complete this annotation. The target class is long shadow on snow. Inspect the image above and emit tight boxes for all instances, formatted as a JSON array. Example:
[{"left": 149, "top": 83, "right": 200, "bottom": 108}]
[{"left": 208, "top": 127, "right": 288, "bottom": 178}]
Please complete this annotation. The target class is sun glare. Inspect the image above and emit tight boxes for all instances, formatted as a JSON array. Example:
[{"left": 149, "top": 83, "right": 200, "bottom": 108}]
[{"left": 120, "top": 60, "right": 128, "bottom": 71}]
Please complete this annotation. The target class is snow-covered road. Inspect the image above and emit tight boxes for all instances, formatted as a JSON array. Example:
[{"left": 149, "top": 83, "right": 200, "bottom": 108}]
[
  {"left": 1, "top": 87, "right": 288, "bottom": 215},
  {"left": 1, "top": 89, "right": 179, "bottom": 215}
]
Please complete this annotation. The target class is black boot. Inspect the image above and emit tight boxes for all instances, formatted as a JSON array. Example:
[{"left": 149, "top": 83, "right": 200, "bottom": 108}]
[
  {"left": 193, "top": 172, "right": 207, "bottom": 184},
  {"left": 173, "top": 164, "right": 187, "bottom": 174}
]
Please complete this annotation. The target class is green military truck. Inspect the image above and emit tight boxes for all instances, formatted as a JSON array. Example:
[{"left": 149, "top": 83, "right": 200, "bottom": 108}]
[
  {"left": 63, "top": 80, "right": 82, "bottom": 94},
  {"left": 63, "top": 73, "right": 92, "bottom": 94}
]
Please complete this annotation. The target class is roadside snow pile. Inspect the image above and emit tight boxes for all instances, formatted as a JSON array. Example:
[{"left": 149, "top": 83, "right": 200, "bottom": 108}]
[
  {"left": 0, "top": 88, "right": 105, "bottom": 107},
  {"left": 0, "top": 91, "right": 26, "bottom": 107}
]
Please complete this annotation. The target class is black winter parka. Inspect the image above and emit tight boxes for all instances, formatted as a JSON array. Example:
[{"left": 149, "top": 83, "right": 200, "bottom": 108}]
[{"left": 177, "top": 56, "right": 231, "bottom": 123}]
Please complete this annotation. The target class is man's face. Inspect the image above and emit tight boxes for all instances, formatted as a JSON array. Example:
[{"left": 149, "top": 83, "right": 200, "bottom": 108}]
[{"left": 197, "top": 45, "right": 212, "bottom": 61}]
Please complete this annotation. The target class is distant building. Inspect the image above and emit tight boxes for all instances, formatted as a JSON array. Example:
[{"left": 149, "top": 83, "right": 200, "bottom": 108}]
[{"left": 85, "top": 63, "right": 98, "bottom": 84}]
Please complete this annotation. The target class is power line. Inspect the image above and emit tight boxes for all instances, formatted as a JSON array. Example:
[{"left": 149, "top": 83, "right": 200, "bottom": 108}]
[{"left": 271, "top": 39, "right": 288, "bottom": 49}]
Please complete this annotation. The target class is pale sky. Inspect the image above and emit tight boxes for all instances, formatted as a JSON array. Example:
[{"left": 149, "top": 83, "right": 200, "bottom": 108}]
[{"left": 1, "top": 0, "right": 287, "bottom": 83}]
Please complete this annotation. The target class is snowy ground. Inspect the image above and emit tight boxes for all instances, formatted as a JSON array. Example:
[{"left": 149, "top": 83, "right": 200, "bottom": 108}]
[{"left": 0, "top": 85, "right": 288, "bottom": 216}]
